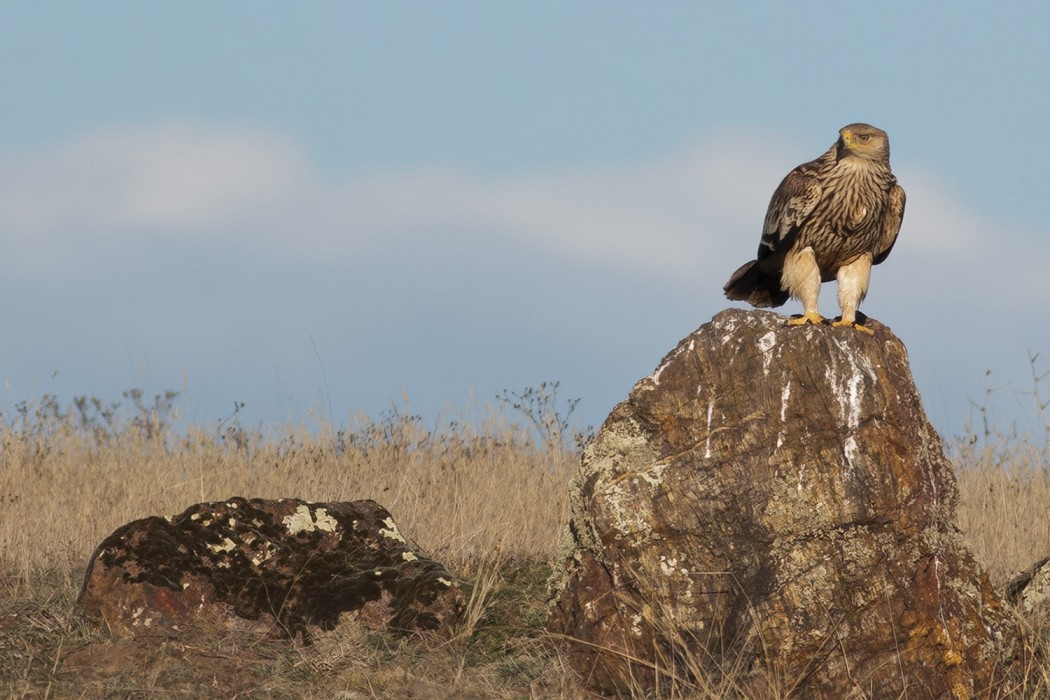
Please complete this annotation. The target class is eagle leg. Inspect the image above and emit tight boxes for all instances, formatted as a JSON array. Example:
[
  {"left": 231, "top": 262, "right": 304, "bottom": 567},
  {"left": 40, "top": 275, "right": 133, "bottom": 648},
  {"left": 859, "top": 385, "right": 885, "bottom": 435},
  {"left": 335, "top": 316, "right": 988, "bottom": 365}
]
[
  {"left": 782, "top": 247, "right": 823, "bottom": 327},
  {"left": 832, "top": 254, "right": 873, "bottom": 333}
]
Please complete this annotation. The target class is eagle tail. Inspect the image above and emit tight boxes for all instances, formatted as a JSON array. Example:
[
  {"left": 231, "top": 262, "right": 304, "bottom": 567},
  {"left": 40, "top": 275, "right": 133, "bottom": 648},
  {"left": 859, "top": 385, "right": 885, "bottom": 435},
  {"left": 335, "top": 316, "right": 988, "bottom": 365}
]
[{"left": 723, "top": 260, "right": 789, "bottom": 308}]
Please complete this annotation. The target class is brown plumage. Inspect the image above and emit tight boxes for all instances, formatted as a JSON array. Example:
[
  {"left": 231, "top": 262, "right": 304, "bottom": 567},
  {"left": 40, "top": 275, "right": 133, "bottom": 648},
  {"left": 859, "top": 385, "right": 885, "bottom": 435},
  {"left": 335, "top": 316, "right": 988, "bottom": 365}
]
[{"left": 723, "top": 123, "right": 906, "bottom": 332}]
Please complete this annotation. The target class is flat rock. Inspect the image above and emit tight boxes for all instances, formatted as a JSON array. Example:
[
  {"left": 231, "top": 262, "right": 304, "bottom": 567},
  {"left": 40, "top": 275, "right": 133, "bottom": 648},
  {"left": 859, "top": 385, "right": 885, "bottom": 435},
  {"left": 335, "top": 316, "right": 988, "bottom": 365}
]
[
  {"left": 548, "top": 309, "right": 1018, "bottom": 698},
  {"left": 79, "top": 498, "right": 463, "bottom": 640}
]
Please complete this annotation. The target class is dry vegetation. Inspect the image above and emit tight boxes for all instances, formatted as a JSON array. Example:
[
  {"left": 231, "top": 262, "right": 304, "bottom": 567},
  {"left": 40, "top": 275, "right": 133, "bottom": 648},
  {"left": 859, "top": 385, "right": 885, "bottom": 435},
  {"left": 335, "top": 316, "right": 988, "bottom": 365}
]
[{"left": 2, "top": 380, "right": 1049, "bottom": 698}]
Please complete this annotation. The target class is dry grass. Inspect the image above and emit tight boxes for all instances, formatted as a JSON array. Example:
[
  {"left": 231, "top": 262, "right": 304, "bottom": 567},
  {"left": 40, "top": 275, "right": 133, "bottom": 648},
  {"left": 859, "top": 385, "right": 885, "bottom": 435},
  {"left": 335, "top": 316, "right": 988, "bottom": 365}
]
[
  {"left": 0, "top": 394, "right": 574, "bottom": 579},
  {"left": 953, "top": 437, "right": 1050, "bottom": 587},
  {"left": 1, "top": 386, "right": 1049, "bottom": 698},
  {"left": 1, "top": 392, "right": 584, "bottom": 698}
]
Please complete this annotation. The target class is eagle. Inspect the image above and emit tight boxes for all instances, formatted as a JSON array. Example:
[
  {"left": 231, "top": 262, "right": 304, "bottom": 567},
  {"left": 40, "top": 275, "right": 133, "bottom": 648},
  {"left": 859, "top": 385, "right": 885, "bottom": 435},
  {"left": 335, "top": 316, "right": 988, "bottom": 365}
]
[{"left": 723, "top": 123, "right": 905, "bottom": 334}]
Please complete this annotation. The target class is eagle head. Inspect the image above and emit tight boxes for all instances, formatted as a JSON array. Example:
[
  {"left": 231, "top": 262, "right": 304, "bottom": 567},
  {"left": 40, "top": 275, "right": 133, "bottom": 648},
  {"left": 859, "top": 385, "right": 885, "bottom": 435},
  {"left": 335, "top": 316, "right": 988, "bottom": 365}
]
[{"left": 838, "top": 123, "right": 890, "bottom": 162}]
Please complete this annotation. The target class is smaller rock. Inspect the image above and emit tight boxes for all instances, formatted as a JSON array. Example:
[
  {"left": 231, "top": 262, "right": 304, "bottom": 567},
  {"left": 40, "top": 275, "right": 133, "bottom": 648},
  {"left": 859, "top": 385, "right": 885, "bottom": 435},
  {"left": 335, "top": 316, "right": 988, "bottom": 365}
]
[
  {"left": 79, "top": 498, "right": 464, "bottom": 640},
  {"left": 1006, "top": 555, "right": 1050, "bottom": 624}
]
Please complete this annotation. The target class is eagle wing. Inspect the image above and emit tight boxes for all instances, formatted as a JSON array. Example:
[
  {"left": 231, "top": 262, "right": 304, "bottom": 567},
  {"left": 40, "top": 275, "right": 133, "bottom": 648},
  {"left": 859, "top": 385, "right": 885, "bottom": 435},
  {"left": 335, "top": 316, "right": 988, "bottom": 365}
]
[
  {"left": 873, "top": 183, "right": 906, "bottom": 265},
  {"left": 755, "top": 165, "right": 825, "bottom": 273}
]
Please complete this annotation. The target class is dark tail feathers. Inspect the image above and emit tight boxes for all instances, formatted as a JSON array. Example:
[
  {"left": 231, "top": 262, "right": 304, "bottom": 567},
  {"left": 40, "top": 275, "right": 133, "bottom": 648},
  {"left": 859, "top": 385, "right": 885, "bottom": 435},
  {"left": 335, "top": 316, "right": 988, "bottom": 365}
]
[{"left": 723, "top": 261, "right": 789, "bottom": 308}]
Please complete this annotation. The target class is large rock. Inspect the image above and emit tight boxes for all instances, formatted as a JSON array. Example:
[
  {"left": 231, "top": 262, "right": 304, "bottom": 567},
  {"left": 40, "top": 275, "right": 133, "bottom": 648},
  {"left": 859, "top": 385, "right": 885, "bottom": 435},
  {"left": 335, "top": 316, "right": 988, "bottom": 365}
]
[
  {"left": 548, "top": 309, "right": 1017, "bottom": 698},
  {"left": 79, "top": 498, "right": 464, "bottom": 640}
]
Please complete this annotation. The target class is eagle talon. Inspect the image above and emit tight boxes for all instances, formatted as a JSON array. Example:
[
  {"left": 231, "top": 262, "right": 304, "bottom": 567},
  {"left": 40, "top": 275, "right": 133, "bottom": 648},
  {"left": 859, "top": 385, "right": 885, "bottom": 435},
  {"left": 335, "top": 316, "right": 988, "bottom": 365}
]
[
  {"left": 832, "top": 319, "right": 875, "bottom": 335},
  {"left": 787, "top": 311, "right": 825, "bottom": 327}
]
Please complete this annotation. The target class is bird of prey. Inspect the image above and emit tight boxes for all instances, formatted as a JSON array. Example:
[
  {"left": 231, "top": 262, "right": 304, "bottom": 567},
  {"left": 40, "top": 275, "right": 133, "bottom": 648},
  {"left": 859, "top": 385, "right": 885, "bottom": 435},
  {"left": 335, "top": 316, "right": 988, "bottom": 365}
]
[{"left": 723, "top": 123, "right": 905, "bottom": 334}]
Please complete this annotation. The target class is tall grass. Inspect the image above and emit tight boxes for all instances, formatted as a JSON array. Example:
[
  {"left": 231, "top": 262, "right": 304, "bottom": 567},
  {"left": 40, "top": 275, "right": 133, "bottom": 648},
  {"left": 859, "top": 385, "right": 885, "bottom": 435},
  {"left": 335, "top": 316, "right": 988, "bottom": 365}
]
[
  {"left": 0, "top": 391, "right": 578, "bottom": 585},
  {"left": 951, "top": 355, "right": 1050, "bottom": 586},
  {"left": 1, "top": 380, "right": 1048, "bottom": 697}
]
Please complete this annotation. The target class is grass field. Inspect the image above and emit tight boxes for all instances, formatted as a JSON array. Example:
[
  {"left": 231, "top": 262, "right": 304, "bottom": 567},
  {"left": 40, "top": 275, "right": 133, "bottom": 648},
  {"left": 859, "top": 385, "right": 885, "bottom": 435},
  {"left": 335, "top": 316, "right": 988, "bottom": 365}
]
[{"left": 1, "top": 386, "right": 1049, "bottom": 698}]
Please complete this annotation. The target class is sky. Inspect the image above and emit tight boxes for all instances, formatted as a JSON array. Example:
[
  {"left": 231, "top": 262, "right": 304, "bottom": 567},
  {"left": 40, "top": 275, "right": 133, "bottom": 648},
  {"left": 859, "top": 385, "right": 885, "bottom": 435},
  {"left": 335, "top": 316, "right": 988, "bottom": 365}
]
[{"left": 2, "top": 2, "right": 1049, "bottom": 440}]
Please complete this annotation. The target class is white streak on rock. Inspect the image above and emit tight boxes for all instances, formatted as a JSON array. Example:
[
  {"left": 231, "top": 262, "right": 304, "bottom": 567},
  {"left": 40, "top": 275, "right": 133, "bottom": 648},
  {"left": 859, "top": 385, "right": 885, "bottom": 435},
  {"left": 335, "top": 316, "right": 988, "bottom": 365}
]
[
  {"left": 758, "top": 331, "right": 777, "bottom": 375},
  {"left": 705, "top": 400, "right": 714, "bottom": 458},
  {"left": 829, "top": 339, "right": 877, "bottom": 468},
  {"left": 649, "top": 338, "right": 696, "bottom": 386},
  {"left": 843, "top": 436, "right": 858, "bottom": 473},
  {"left": 830, "top": 339, "right": 876, "bottom": 431}
]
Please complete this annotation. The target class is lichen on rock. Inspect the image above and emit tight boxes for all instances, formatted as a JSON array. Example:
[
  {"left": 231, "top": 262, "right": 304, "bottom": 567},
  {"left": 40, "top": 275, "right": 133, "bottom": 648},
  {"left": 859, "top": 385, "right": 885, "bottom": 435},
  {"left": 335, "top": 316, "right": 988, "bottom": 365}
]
[
  {"left": 79, "top": 497, "right": 464, "bottom": 641},
  {"left": 282, "top": 504, "right": 338, "bottom": 534}
]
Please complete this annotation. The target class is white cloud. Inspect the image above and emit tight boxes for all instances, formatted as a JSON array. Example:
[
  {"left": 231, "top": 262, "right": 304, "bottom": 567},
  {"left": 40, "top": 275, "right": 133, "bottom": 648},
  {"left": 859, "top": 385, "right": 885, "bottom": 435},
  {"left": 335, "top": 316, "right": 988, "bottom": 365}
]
[
  {"left": 892, "top": 166, "right": 984, "bottom": 254},
  {"left": 1, "top": 121, "right": 1025, "bottom": 287},
  {"left": 0, "top": 123, "right": 800, "bottom": 277},
  {"left": 2, "top": 122, "right": 1045, "bottom": 331},
  {"left": 0, "top": 121, "right": 313, "bottom": 253},
  {"left": 330, "top": 132, "right": 801, "bottom": 276}
]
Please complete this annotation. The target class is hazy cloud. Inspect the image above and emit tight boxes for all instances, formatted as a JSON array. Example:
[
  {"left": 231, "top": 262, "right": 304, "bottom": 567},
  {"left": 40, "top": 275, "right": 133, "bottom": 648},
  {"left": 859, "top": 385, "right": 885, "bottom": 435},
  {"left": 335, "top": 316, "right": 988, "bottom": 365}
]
[{"left": 0, "top": 123, "right": 794, "bottom": 277}]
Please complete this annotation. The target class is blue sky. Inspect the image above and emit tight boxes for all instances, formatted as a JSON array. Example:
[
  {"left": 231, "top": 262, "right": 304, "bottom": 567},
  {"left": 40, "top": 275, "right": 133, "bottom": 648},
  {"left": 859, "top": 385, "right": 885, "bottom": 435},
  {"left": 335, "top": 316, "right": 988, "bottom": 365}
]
[{"left": 2, "top": 2, "right": 1049, "bottom": 438}]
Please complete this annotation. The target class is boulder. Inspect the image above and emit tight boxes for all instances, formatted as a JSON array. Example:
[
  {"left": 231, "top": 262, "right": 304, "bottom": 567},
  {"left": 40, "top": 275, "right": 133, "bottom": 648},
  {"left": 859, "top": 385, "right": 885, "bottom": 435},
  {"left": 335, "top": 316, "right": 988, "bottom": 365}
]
[
  {"left": 79, "top": 498, "right": 463, "bottom": 640},
  {"left": 548, "top": 309, "right": 1017, "bottom": 698}
]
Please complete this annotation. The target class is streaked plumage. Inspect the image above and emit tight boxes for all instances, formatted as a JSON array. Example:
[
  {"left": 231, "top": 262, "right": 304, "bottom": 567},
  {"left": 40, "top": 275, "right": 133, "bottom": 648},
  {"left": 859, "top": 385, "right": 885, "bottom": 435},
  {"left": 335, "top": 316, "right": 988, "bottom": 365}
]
[{"left": 723, "top": 123, "right": 906, "bottom": 332}]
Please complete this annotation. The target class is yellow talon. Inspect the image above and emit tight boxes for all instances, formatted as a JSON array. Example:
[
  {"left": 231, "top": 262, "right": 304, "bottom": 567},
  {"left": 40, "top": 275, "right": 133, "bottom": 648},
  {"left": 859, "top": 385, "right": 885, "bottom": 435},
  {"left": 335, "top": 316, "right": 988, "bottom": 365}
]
[
  {"left": 832, "top": 319, "right": 875, "bottom": 335},
  {"left": 787, "top": 311, "right": 825, "bottom": 327}
]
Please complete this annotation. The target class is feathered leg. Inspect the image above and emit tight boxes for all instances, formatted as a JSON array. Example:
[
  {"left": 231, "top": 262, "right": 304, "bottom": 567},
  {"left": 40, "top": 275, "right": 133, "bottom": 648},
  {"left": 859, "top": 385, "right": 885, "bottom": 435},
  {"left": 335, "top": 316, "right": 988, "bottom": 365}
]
[
  {"left": 832, "top": 254, "right": 874, "bottom": 334},
  {"left": 782, "top": 247, "right": 824, "bottom": 326}
]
